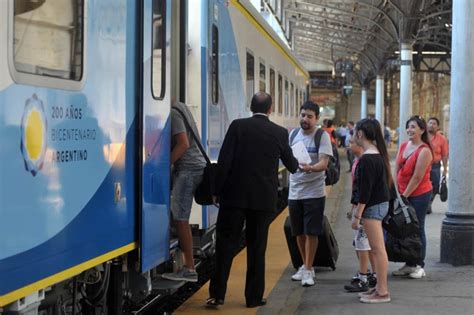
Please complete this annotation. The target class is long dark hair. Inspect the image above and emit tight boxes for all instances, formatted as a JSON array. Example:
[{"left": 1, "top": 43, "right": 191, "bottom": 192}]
[
  {"left": 405, "top": 116, "right": 432, "bottom": 153},
  {"left": 355, "top": 118, "right": 393, "bottom": 186}
]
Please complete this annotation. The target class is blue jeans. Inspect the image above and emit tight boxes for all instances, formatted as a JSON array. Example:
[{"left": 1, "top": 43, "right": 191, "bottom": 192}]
[{"left": 407, "top": 191, "right": 432, "bottom": 267}]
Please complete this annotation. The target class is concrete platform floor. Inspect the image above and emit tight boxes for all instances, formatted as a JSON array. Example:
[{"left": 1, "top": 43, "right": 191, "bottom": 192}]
[{"left": 176, "top": 151, "right": 474, "bottom": 315}]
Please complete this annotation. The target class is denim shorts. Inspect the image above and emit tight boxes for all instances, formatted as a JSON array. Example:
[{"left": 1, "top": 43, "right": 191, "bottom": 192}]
[
  {"left": 362, "top": 202, "right": 389, "bottom": 221},
  {"left": 170, "top": 169, "right": 204, "bottom": 221}
]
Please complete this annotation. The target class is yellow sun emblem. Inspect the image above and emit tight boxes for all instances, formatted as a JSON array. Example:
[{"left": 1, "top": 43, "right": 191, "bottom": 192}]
[{"left": 21, "top": 94, "right": 48, "bottom": 176}]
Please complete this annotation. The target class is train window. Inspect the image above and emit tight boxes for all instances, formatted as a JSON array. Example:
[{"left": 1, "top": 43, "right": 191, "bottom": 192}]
[
  {"left": 296, "top": 88, "right": 299, "bottom": 115},
  {"left": 278, "top": 73, "right": 282, "bottom": 115},
  {"left": 290, "top": 82, "right": 294, "bottom": 117},
  {"left": 211, "top": 24, "right": 219, "bottom": 104},
  {"left": 246, "top": 51, "right": 255, "bottom": 108},
  {"left": 152, "top": 0, "right": 166, "bottom": 99},
  {"left": 259, "top": 61, "right": 266, "bottom": 92},
  {"left": 269, "top": 68, "right": 275, "bottom": 112},
  {"left": 284, "top": 79, "right": 289, "bottom": 117},
  {"left": 11, "top": 0, "right": 84, "bottom": 89}
]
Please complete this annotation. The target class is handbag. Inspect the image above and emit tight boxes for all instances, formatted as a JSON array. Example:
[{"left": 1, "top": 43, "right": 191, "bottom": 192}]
[
  {"left": 382, "top": 186, "right": 419, "bottom": 239},
  {"left": 172, "top": 106, "right": 216, "bottom": 206},
  {"left": 385, "top": 232, "right": 422, "bottom": 263},
  {"left": 440, "top": 175, "right": 448, "bottom": 202}
]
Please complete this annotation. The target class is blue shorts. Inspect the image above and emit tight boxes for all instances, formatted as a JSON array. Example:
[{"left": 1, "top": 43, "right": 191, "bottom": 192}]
[
  {"left": 362, "top": 202, "right": 389, "bottom": 221},
  {"left": 170, "top": 169, "right": 204, "bottom": 221}
]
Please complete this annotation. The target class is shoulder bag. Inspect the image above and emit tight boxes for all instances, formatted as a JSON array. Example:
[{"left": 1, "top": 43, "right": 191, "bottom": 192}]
[{"left": 172, "top": 106, "right": 217, "bottom": 206}]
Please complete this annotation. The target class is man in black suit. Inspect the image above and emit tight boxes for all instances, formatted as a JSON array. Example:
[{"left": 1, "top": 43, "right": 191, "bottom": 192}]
[{"left": 207, "top": 92, "right": 299, "bottom": 308}]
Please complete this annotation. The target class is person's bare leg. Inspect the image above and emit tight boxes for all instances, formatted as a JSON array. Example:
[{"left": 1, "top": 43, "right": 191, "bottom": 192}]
[
  {"left": 358, "top": 250, "right": 369, "bottom": 274},
  {"left": 175, "top": 221, "right": 195, "bottom": 269},
  {"left": 369, "top": 251, "right": 376, "bottom": 274},
  {"left": 364, "top": 219, "right": 388, "bottom": 295},
  {"left": 296, "top": 235, "right": 306, "bottom": 266},
  {"left": 304, "top": 235, "right": 318, "bottom": 270}
]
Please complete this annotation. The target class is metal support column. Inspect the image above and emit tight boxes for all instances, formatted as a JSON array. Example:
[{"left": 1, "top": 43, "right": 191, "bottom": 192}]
[
  {"left": 376, "top": 75, "right": 384, "bottom": 127},
  {"left": 440, "top": 0, "right": 474, "bottom": 266},
  {"left": 361, "top": 86, "right": 368, "bottom": 119},
  {"left": 399, "top": 43, "right": 413, "bottom": 144}
]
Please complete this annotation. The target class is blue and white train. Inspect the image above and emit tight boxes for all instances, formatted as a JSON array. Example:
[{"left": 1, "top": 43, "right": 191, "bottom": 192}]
[{"left": 0, "top": 0, "right": 308, "bottom": 313}]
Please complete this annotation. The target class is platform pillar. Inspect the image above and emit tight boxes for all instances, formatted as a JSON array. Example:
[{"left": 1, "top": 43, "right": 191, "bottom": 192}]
[
  {"left": 361, "top": 86, "right": 368, "bottom": 119},
  {"left": 375, "top": 75, "right": 384, "bottom": 128},
  {"left": 399, "top": 43, "right": 412, "bottom": 144},
  {"left": 440, "top": 0, "right": 474, "bottom": 266}
]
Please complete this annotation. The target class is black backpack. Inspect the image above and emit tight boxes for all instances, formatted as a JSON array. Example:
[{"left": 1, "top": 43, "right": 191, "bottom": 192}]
[{"left": 290, "top": 128, "right": 340, "bottom": 186}]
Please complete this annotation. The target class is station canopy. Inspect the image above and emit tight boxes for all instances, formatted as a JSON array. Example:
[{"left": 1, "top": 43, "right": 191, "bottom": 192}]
[{"left": 284, "top": 0, "right": 452, "bottom": 81}]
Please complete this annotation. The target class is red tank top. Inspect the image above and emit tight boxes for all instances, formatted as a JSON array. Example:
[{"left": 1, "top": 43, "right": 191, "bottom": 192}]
[{"left": 396, "top": 141, "right": 432, "bottom": 197}]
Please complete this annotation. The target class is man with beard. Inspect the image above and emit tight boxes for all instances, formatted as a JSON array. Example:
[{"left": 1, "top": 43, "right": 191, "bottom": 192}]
[
  {"left": 427, "top": 117, "right": 449, "bottom": 214},
  {"left": 288, "top": 101, "right": 333, "bottom": 287}
]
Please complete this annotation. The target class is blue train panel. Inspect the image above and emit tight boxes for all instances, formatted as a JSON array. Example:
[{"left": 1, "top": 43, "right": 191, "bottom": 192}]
[{"left": 0, "top": 0, "right": 139, "bottom": 299}]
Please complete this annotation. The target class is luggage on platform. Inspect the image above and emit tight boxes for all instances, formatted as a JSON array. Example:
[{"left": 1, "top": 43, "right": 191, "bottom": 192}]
[{"left": 283, "top": 215, "right": 339, "bottom": 270}]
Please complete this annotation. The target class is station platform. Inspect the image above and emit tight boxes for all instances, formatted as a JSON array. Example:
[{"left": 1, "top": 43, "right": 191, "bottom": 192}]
[{"left": 175, "top": 154, "right": 474, "bottom": 315}]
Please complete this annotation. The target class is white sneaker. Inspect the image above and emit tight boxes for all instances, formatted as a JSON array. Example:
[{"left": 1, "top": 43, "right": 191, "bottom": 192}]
[
  {"left": 301, "top": 270, "right": 315, "bottom": 287},
  {"left": 392, "top": 264, "right": 416, "bottom": 276},
  {"left": 291, "top": 266, "right": 315, "bottom": 281},
  {"left": 291, "top": 266, "right": 305, "bottom": 281},
  {"left": 409, "top": 266, "right": 426, "bottom": 279}
]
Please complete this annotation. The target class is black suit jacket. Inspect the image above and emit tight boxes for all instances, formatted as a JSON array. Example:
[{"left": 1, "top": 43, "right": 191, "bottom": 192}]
[{"left": 214, "top": 115, "right": 299, "bottom": 212}]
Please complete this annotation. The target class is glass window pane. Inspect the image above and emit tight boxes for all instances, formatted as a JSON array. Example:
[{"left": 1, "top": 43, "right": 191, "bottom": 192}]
[
  {"left": 246, "top": 52, "right": 255, "bottom": 108},
  {"left": 211, "top": 24, "right": 219, "bottom": 104},
  {"left": 259, "top": 62, "right": 266, "bottom": 92},
  {"left": 13, "top": 0, "right": 84, "bottom": 80},
  {"left": 278, "top": 74, "right": 283, "bottom": 114},
  {"left": 285, "top": 79, "right": 289, "bottom": 117},
  {"left": 270, "top": 68, "right": 275, "bottom": 112},
  {"left": 152, "top": 0, "right": 166, "bottom": 99},
  {"left": 290, "top": 82, "right": 294, "bottom": 117}
]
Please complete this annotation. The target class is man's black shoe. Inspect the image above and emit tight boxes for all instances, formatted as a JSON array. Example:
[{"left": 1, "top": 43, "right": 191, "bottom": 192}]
[{"left": 246, "top": 298, "right": 267, "bottom": 308}]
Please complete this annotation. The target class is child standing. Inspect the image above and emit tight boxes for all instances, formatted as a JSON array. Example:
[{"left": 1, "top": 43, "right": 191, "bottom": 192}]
[{"left": 344, "top": 134, "right": 376, "bottom": 292}]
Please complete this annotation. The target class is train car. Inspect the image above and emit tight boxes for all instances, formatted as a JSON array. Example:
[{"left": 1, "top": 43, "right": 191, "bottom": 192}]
[{"left": 0, "top": 0, "right": 308, "bottom": 313}]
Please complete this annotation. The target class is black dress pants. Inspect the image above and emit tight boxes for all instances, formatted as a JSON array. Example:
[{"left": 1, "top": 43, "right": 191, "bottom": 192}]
[{"left": 209, "top": 206, "right": 273, "bottom": 305}]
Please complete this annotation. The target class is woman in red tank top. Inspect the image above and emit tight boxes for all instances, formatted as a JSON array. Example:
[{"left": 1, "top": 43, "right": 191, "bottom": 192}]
[{"left": 393, "top": 116, "right": 433, "bottom": 280}]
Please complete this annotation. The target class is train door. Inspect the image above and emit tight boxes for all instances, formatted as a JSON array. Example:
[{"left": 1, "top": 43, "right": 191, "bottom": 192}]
[
  {"left": 139, "top": 0, "right": 172, "bottom": 272},
  {"left": 207, "top": 1, "right": 224, "bottom": 163},
  {"left": 202, "top": 0, "right": 222, "bottom": 228}
]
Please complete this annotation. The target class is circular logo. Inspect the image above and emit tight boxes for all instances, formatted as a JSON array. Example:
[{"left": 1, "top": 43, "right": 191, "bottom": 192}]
[{"left": 20, "top": 94, "right": 48, "bottom": 176}]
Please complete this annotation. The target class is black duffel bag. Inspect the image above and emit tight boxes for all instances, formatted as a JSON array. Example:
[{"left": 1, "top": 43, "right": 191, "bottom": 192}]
[
  {"left": 172, "top": 106, "right": 216, "bottom": 206},
  {"left": 386, "top": 232, "right": 422, "bottom": 263},
  {"left": 383, "top": 192, "right": 419, "bottom": 239},
  {"left": 194, "top": 162, "right": 218, "bottom": 205}
]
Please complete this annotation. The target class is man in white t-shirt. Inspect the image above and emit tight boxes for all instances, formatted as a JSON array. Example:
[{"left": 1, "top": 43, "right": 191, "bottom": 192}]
[{"left": 288, "top": 101, "right": 333, "bottom": 287}]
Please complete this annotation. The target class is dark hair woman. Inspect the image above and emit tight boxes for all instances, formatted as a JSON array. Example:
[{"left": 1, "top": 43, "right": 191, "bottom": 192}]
[
  {"left": 392, "top": 116, "right": 433, "bottom": 279},
  {"left": 352, "top": 118, "right": 392, "bottom": 304}
]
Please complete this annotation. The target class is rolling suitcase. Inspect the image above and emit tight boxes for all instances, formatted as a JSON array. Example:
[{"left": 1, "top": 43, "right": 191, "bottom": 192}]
[{"left": 284, "top": 215, "right": 339, "bottom": 270}]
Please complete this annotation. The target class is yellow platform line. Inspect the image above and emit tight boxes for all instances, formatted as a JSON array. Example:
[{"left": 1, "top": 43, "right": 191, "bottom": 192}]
[{"left": 174, "top": 208, "right": 291, "bottom": 314}]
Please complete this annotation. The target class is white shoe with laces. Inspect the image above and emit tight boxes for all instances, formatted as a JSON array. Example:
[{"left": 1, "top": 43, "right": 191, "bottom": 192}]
[
  {"left": 301, "top": 270, "right": 315, "bottom": 287},
  {"left": 291, "top": 266, "right": 305, "bottom": 281},
  {"left": 409, "top": 266, "right": 426, "bottom": 279},
  {"left": 291, "top": 266, "right": 315, "bottom": 281}
]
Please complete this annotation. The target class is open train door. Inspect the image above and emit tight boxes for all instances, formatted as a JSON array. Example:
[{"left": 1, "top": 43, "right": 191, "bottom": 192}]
[{"left": 138, "top": 0, "right": 172, "bottom": 272}]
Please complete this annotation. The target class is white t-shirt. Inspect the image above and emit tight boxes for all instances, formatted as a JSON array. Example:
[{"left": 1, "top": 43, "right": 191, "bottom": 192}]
[{"left": 289, "top": 128, "right": 333, "bottom": 200}]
